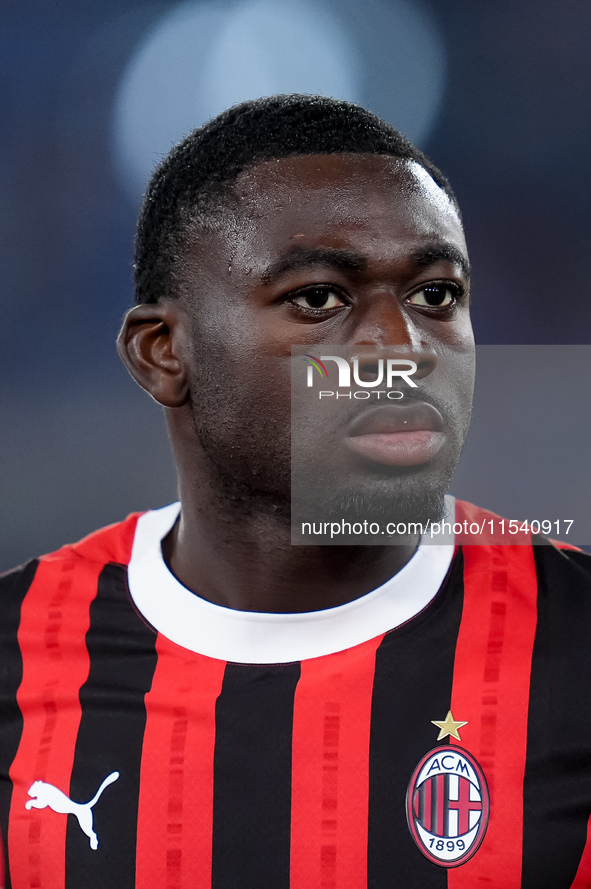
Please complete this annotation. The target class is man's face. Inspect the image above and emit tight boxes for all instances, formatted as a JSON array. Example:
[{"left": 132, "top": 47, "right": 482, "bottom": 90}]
[{"left": 178, "top": 154, "right": 474, "bottom": 523}]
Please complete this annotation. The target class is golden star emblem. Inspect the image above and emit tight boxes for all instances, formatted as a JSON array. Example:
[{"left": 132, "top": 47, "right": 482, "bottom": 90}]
[{"left": 431, "top": 711, "right": 468, "bottom": 741}]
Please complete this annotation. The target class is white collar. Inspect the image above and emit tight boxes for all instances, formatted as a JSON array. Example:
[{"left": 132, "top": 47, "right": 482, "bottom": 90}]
[{"left": 127, "top": 501, "right": 455, "bottom": 664}]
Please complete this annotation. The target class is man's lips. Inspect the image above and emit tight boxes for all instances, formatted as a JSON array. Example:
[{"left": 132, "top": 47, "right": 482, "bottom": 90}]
[{"left": 344, "top": 403, "right": 445, "bottom": 466}]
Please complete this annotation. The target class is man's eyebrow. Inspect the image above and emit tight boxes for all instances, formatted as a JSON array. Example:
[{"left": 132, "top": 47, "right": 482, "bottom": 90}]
[
  {"left": 409, "top": 244, "right": 471, "bottom": 278},
  {"left": 261, "top": 247, "right": 367, "bottom": 283},
  {"left": 260, "top": 243, "right": 471, "bottom": 284}
]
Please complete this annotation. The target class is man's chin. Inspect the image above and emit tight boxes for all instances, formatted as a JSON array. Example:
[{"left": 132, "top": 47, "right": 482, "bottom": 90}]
[
  {"left": 323, "top": 487, "right": 447, "bottom": 527},
  {"left": 291, "top": 474, "right": 450, "bottom": 544}
]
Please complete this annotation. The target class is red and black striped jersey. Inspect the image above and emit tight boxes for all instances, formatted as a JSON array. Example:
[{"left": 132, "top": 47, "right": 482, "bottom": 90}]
[{"left": 1, "top": 500, "right": 591, "bottom": 888}]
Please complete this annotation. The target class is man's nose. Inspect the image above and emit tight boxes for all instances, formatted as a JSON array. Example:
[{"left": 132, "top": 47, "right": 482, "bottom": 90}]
[{"left": 352, "top": 294, "right": 437, "bottom": 380}]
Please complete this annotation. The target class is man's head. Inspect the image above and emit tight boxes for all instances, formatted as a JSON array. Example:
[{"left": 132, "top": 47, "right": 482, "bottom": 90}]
[
  {"left": 119, "top": 95, "right": 473, "bottom": 532},
  {"left": 133, "top": 94, "right": 458, "bottom": 307}
]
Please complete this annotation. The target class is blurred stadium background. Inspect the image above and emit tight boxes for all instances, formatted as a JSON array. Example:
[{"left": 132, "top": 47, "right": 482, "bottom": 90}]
[{"left": 2, "top": 0, "right": 591, "bottom": 569}]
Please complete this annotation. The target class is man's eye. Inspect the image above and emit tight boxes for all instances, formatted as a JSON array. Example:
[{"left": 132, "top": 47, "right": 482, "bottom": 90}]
[
  {"left": 407, "top": 285, "right": 458, "bottom": 308},
  {"left": 290, "top": 288, "right": 346, "bottom": 311}
]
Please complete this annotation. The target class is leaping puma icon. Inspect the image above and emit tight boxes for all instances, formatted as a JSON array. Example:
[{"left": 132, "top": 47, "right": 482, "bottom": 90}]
[{"left": 25, "top": 771, "right": 119, "bottom": 850}]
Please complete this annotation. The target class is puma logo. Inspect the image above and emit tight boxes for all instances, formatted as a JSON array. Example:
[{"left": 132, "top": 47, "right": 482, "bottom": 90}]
[{"left": 25, "top": 771, "right": 119, "bottom": 850}]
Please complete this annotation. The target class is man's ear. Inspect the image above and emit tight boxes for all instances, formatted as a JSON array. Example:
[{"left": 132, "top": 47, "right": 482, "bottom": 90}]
[{"left": 116, "top": 302, "right": 190, "bottom": 407}]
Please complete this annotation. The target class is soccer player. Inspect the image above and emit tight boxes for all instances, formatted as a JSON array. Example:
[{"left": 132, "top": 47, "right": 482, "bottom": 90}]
[{"left": 1, "top": 95, "right": 591, "bottom": 888}]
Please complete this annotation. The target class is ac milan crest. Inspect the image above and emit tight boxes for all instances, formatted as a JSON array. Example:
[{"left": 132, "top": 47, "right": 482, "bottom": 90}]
[{"left": 406, "top": 715, "right": 489, "bottom": 867}]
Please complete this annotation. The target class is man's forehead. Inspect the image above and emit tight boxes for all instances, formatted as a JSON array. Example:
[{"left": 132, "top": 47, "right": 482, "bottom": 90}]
[
  {"left": 214, "top": 154, "right": 465, "bottom": 263},
  {"left": 231, "top": 153, "right": 457, "bottom": 216},
  {"left": 182, "top": 153, "right": 466, "bottom": 285}
]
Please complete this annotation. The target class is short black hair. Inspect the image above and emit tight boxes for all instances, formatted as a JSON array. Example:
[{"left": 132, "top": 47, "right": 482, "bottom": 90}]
[{"left": 134, "top": 94, "right": 458, "bottom": 305}]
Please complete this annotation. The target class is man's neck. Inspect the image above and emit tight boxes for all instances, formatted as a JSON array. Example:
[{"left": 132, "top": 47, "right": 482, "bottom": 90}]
[{"left": 162, "top": 494, "right": 418, "bottom": 613}]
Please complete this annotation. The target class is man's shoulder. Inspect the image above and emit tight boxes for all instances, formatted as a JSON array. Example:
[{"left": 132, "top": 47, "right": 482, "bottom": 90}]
[
  {"left": 455, "top": 497, "right": 591, "bottom": 582},
  {"left": 0, "top": 510, "right": 145, "bottom": 595}
]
